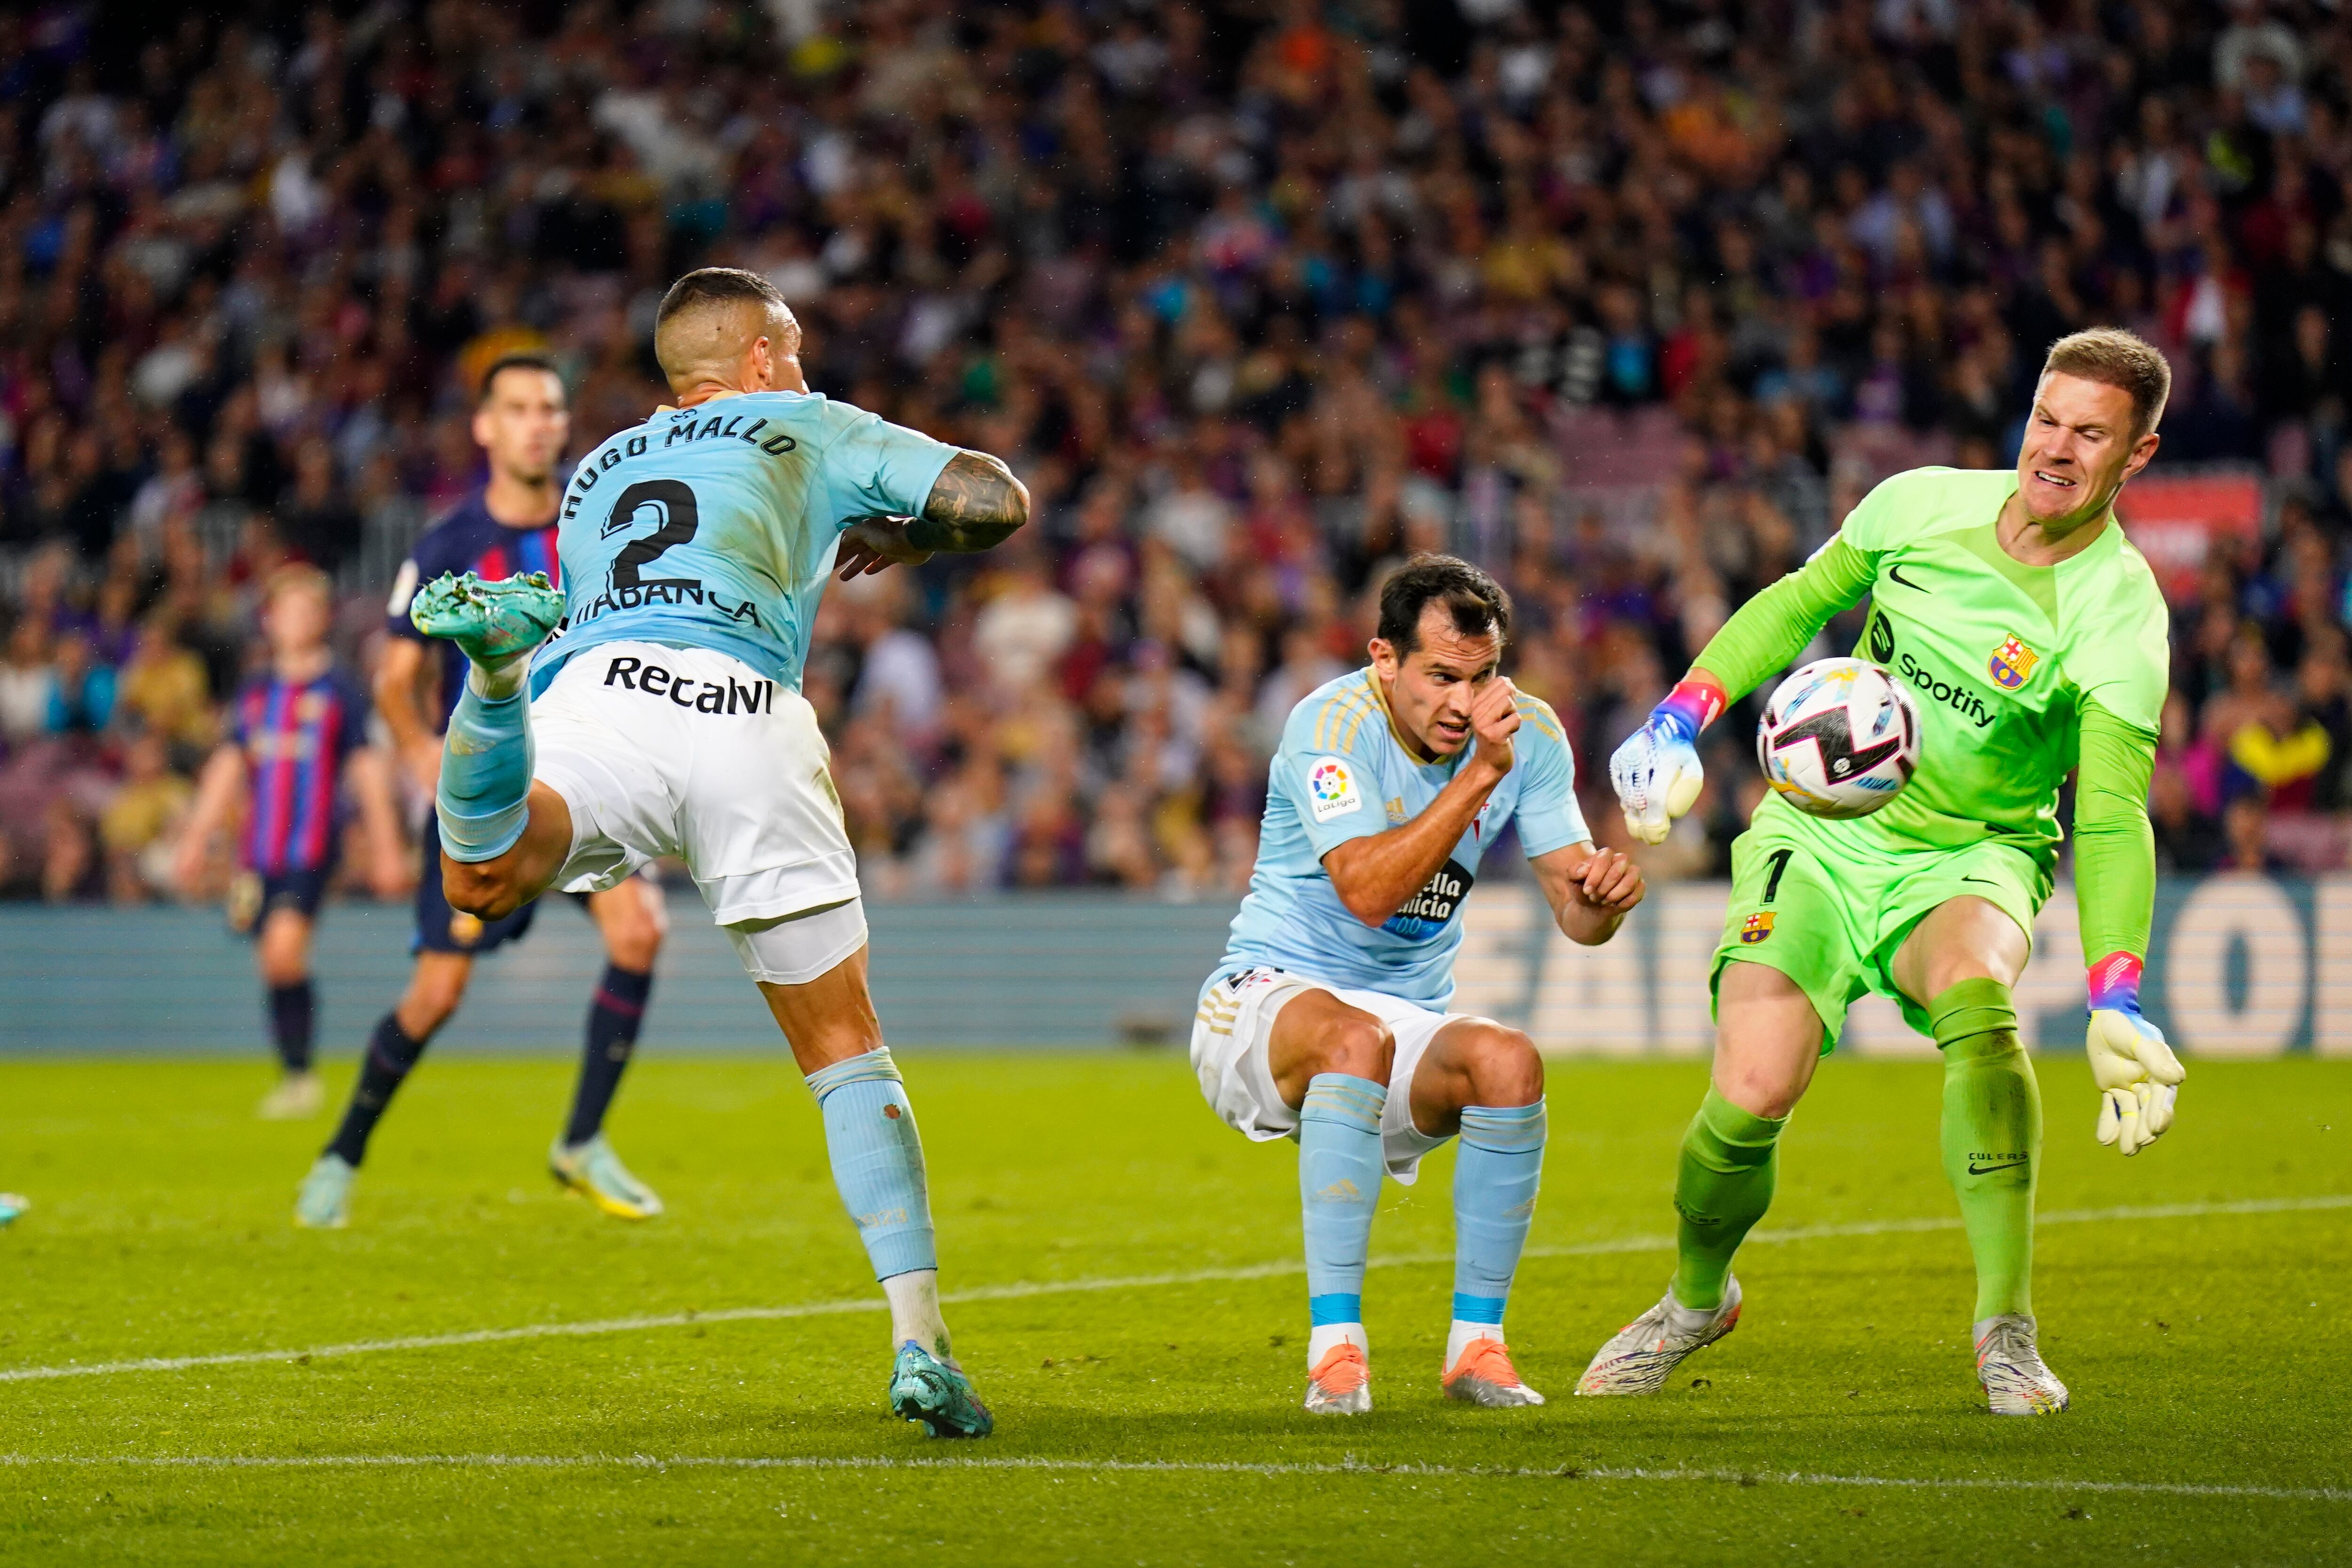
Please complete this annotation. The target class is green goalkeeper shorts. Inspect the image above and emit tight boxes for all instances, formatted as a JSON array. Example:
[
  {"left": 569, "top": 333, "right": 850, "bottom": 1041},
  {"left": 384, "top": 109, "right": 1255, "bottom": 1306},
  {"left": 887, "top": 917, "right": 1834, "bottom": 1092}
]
[{"left": 1710, "top": 807, "right": 2053, "bottom": 1050}]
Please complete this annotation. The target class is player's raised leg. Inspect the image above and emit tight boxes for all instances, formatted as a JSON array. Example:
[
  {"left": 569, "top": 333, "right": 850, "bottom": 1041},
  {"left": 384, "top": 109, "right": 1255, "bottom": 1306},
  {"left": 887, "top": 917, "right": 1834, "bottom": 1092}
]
[
  {"left": 1406, "top": 1019, "right": 1549, "bottom": 1406},
  {"left": 1891, "top": 896, "right": 2064, "bottom": 1414},
  {"left": 1580, "top": 959, "right": 1819, "bottom": 1395},
  {"left": 753, "top": 927, "right": 991, "bottom": 1439},
  {"left": 412, "top": 569, "right": 576, "bottom": 919},
  {"left": 255, "top": 906, "right": 324, "bottom": 1119},
  {"left": 1265, "top": 990, "right": 1394, "bottom": 1415},
  {"left": 549, "top": 879, "right": 667, "bottom": 1220}
]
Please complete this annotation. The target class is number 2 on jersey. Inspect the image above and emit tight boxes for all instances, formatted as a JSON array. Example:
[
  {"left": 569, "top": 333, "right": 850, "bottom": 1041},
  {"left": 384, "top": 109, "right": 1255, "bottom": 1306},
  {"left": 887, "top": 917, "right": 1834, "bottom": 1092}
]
[{"left": 604, "top": 480, "right": 703, "bottom": 593}]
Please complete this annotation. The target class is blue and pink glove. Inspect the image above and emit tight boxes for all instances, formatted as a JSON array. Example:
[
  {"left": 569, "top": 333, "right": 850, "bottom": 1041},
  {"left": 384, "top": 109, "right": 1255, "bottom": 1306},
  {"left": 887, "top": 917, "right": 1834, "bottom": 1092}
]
[
  {"left": 1609, "top": 677, "right": 1724, "bottom": 844},
  {"left": 2084, "top": 951, "right": 2185, "bottom": 1156}
]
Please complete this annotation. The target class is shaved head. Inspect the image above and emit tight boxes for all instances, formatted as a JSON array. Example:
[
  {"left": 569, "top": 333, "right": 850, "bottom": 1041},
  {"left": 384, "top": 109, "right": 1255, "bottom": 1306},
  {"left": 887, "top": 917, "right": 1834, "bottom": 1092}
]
[{"left": 653, "top": 268, "right": 803, "bottom": 396}]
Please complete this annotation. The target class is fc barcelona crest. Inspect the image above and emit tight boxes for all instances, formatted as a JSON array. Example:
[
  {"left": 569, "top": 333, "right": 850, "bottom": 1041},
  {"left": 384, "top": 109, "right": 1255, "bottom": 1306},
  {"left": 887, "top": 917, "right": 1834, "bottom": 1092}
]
[
  {"left": 1989, "top": 634, "right": 2039, "bottom": 690},
  {"left": 1740, "top": 911, "right": 1775, "bottom": 944}
]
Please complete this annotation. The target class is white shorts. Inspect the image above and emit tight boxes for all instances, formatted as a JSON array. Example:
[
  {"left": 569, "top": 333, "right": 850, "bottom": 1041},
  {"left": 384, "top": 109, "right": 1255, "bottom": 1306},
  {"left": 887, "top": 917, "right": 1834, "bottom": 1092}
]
[
  {"left": 1190, "top": 966, "right": 1481, "bottom": 1184},
  {"left": 532, "top": 641, "right": 864, "bottom": 983}
]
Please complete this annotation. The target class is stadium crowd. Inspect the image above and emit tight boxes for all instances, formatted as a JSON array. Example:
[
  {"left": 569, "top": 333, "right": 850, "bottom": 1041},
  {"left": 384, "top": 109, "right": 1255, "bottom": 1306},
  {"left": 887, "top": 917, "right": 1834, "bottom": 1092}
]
[{"left": 4, "top": 0, "right": 2352, "bottom": 904}]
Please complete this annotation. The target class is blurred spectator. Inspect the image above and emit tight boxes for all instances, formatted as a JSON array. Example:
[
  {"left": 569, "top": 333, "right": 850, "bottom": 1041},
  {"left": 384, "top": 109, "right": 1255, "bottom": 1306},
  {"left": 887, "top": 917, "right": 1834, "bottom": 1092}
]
[
  {"left": 98, "top": 730, "right": 191, "bottom": 903},
  {"left": 42, "top": 632, "right": 114, "bottom": 736},
  {"left": 113, "top": 611, "right": 215, "bottom": 762},
  {"left": 0, "top": 620, "right": 50, "bottom": 744}
]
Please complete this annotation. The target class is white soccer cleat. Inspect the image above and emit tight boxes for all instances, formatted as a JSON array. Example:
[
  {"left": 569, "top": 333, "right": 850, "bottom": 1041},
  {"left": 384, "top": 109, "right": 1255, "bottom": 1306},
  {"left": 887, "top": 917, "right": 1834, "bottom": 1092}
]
[
  {"left": 1576, "top": 1276, "right": 1743, "bottom": 1396},
  {"left": 1975, "top": 1313, "right": 2069, "bottom": 1415},
  {"left": 1303, "top": 1342, "right": 1372, "bottom": 1415},
  {"left": 1442, "top": 1336, "right": 1545, "bottom": 1407},
  {"left": 258, "top": 1071, "right": 325, "bottom": 1121},
  {"left": 294, "top": 1153, "right": 355, "bottom": 1229}
]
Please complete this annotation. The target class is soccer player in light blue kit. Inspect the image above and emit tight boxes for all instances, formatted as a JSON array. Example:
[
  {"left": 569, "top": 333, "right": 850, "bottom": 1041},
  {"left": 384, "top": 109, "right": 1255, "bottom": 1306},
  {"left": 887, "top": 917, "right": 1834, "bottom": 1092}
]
[
  {"left": 1194, "top": 557, "right": 1645, "bottom": 1414},
  {"left": 404, "top": 269, "right": 1026, "bottom": 1438}
]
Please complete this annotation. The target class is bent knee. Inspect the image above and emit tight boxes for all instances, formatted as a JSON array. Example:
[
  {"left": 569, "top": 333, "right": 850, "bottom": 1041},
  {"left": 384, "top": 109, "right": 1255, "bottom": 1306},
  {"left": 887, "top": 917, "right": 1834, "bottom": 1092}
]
[
  {"left": 442, "top": 859, "right": 520, "bottom": 921},
  {"left": 1308, "top": 1014, "right": 1396, "bottom": 1085},
  {"left": 600, "top": 910, "right": 664, "bottom": 970},
  {"left": 257, "top": 951, "right": 309, "bottom": 988},
  {"left": 1457, "top": 1023, "right": 1544, "bottom": 1106},
  {"left": 1714, "top": 1061, "right": 1806, "bottom": 1120}
]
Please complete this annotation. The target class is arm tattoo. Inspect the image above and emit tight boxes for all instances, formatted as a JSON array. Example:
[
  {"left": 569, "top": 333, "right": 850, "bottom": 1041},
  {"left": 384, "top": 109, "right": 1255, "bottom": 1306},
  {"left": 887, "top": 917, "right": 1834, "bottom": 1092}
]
[{"left": 907, "top": 451, "right": 1029, "bottom": 553}]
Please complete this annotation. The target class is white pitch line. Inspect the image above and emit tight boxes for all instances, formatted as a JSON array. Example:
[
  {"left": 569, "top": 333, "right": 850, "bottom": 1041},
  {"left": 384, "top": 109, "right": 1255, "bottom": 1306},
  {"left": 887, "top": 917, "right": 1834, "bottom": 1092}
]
[
  {"left": 0, "top": 1452, "right": 2343, "bottom": 1503},
  {"left": 1, "top": 1193, "right": 2344, "bottom": 1387}
]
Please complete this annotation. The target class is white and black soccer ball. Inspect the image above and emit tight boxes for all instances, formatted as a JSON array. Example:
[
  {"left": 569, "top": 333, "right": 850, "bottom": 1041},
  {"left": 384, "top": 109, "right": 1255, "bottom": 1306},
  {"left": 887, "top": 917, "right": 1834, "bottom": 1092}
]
[{"left": 1756, "top": 657, "right": 1921, "bottom": 818}]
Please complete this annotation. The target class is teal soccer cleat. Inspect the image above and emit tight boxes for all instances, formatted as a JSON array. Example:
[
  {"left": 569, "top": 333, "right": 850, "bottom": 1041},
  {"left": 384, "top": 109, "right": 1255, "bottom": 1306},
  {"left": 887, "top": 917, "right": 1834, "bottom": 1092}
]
[
  {"left": 889, "top": 1342, "right": 994, "bottom": 1438},
  {"left": 294, "top": 1154, "right": 356, "bottom": 1229},
  {"left": 548, "top": 1134, "right": 664, "bottom": 1220},
  {"left": 0, "top": 1193, "right": 27, "bottom": 1227},
  {"left": 408, "top": 571, "right": 566, "bottom": 667}
]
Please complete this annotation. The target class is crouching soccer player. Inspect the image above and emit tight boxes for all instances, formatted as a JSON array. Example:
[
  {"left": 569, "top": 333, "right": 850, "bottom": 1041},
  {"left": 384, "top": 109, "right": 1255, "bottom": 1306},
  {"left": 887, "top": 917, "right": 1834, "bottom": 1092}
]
[
  {"left": 1588, "top": 328, "right": 2186, "bottom": 1415},
  {"left": 1196, "top": 555, "right": 1644, "bottom": 1415},
  {"left": 405, "top": 268, "right": 1023, "bottom": 1437}
]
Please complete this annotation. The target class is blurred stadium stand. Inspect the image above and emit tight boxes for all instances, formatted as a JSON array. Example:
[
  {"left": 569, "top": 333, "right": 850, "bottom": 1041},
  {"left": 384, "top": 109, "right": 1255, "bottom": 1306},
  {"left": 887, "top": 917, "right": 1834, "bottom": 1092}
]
[{"left": 3, "top": 0, "right": 2352, "bottom": 1046}]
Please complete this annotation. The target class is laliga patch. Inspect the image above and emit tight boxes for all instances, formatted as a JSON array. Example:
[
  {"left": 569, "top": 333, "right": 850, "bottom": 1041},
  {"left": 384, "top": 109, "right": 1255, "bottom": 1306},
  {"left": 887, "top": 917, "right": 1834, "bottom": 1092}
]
[
  {"left": 1988, "top": 634, "right": 2039, "bottom": 690},
  {"left": 1307, "top": 757, "right": 1363, "bottom": 822},
  {"left": 1740, "top": 911, "right": 1775, "bottom": 944}
]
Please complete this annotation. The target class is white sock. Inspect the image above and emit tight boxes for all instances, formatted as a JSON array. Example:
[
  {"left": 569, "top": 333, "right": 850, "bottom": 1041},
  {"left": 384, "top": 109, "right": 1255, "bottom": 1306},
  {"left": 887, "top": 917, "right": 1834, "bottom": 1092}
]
[
  {"left": 1664, "top": 1288, "right": 1722, "bottom": 1336},
  {"left": 882, "top": 1269, "right": 951, "bottom": 1361},
  {"left": 1307, "top": 1322, "right": 1368, "bottom": 1369},
  {"left": 1446, "top": 1319, "right": 1503, "bottom": 1368},
  {"left": 467, "top": 652, "right": 532, "bottom": 701}
]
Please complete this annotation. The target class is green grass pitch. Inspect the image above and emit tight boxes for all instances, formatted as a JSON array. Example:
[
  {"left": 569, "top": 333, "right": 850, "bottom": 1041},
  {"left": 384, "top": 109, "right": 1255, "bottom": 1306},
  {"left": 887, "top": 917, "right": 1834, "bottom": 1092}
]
[{"left": 0, "top": 1052, "right": 2344, "bottom": 1565}]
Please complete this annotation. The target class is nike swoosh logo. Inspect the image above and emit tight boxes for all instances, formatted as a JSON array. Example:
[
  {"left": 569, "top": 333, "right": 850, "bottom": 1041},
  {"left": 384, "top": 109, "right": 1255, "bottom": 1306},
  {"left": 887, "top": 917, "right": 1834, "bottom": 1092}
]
[
  {"left": 1968, "top": 1160, "right": 2029, "bottom": 1175},
  {"left": 1960, "top": 875, "right": 2000, "bottom": 886},
  {"left": 1886, "top": 563, "right": 1928, "bottom": 590}
]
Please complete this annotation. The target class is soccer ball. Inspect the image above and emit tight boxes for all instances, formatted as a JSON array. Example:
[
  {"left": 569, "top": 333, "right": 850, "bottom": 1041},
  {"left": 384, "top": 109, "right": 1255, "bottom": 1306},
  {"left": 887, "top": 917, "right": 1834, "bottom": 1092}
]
[{"left": 1756, "top": 657, "right": 1921, "bottom": 818}]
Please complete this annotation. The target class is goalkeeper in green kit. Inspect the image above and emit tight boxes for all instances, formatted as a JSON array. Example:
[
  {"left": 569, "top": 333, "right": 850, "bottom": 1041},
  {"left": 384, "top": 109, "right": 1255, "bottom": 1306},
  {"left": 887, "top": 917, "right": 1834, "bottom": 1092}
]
[{"left": 1582, "top": 329, "right": 2187, "bottom": 1415}]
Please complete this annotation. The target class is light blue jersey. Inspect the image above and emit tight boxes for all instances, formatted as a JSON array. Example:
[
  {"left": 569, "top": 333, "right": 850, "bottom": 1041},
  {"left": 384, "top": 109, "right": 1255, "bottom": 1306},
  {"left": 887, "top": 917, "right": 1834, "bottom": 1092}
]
[
  {"left": 531, "top": 390, "right": 958, "bottom": 694},
  {"left": 1215, "top": 670, "right": 1591, "bottom": 1006}
]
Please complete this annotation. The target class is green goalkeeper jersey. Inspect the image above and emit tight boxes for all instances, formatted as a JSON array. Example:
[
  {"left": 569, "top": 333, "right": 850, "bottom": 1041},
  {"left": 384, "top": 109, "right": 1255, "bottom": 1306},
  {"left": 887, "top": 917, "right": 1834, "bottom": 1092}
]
[{"left": 1692, "top": 466, "right": 2169, "bottom": 961}]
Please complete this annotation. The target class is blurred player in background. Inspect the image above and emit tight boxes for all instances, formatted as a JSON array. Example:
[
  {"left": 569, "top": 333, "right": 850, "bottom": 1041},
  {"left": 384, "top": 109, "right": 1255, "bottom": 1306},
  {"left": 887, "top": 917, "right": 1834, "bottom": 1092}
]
[
  {"left": 175, "top": 566, "right": 404, "bottom": 1117},
  {"left": 1593, "top": 328, "right": 2185, "bottom": 1414},
  {"left": 407, "top": 268, "right": 1027, "bottom": 1437},
  {"left": 1194, "top": 556, "right": 1645, "bottom": 1415},
  {"left": 294, "top": 356, "right": 670, "bottom": 1229}
]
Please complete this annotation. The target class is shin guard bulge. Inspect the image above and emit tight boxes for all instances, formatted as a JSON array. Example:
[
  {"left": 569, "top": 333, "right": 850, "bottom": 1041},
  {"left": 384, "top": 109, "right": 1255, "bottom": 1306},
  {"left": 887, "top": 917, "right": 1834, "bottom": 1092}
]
[{"left": 1932, "top": 978, "right": 2041, "bottom": 1321}]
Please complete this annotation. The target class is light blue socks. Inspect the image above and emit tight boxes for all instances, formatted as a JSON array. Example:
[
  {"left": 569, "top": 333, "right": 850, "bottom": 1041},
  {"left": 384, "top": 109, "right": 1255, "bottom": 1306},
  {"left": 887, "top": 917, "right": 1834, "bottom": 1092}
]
[
  {"left": 435, "top": 680, "right": 534, "bottom": 863},
  {"left": 1300, "top": 1073, "right": 1387, "bottom": 1333},
  {"left": 808, "top": 1047, "right": 938, "bottom": 1282},
  {"left": 1452, "top": 1101, "right": 1546, "bottom": 1331}
]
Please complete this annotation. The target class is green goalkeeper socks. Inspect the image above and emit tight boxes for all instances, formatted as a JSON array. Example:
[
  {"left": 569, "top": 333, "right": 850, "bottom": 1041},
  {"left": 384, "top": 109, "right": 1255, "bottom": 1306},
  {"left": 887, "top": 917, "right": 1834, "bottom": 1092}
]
[
  {"left": 1931, "top": 978, "right": 2041, "bottom": 1321},
  {"left": 1670, "top": 1086, "right": 1786, "bottom": 1311}
]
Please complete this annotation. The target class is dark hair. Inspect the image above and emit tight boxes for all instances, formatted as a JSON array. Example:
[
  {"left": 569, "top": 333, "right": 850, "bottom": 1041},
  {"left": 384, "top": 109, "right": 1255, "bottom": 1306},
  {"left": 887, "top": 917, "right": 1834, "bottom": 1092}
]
[
  {"left": 655, "top": 267, "right": 789, "bottom": 331},
  {"left": 477, "top": 352, "right": 563, "bottom": 405},
  {"left": 1376, "top": 554, "right": 1512, "bottom": 655}
]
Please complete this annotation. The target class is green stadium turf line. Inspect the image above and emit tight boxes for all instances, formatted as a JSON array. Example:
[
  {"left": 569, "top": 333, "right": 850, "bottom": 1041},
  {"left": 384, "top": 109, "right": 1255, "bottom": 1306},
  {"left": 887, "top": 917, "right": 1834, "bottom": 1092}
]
[
  {"left": 0, "top": 1454, "right": 2342, "bottom": 1503},
  {"left": 0, "top": 1191, "right": 2342, "bottom": 1386}
]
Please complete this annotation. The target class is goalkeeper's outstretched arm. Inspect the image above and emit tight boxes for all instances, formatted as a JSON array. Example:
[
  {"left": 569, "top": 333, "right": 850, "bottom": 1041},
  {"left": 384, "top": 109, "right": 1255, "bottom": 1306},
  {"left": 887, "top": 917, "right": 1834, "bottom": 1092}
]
[{"left": 1610, "top": 538, "right": 1877, "bottom": 841}]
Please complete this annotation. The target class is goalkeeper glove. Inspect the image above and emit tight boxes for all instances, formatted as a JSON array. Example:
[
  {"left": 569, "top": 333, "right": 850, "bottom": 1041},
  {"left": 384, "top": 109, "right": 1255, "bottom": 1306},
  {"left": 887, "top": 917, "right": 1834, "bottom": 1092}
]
[
  {"left": 2084, "top": 951, "right": 2185, "bottom": 1156},
  {"left": 1609, "top": 676, "right": 1724, "bottom": 845}
]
